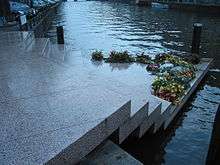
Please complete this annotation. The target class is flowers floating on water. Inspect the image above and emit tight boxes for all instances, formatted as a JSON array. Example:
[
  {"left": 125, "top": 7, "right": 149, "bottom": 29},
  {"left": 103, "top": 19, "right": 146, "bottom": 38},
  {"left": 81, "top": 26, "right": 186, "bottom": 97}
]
[
  {"left": 135, "top": 53, "right": 151, "bottom": 64},
  {"left": 146, "top": 64, "right": 160, "bottom": 73},
  {"left": 91, "top": 50, "right": 104, "bottom": 61},
  {"left": 105, "top": 51, "right": 135, "bottom": 63},
  {"left": 91, "top": 50, "right": 151, "bottom": 64},
  {"left": 152, "top": 77, "right": 185, "bottom": 103},
  {"left": 149, "top": 54, "right": 197, "bottom": 103},
  {"left": 91, "top": 50, "right": 197, "bottom": 104}
]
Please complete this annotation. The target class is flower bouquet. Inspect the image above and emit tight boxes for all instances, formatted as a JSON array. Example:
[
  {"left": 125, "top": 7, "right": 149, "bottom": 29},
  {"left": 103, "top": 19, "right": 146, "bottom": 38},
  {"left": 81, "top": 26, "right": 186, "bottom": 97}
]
[
  {"left": 105, "top": 51, "right": 135, "bottom": 63},
  {"left": 149, "top": 53, "right": 197, "bottom": 103},
  {"left": 91, "top": 50, "right": 104, "bottom": 61},
  {"left": 146, "top": 63, "right": 160, "bottom": 73},
  {"left": 152, "top": 77, "right": 185, "bottom": 103},
  {"left": 135, "top": 53, "right": 152, "bottom": 64}
]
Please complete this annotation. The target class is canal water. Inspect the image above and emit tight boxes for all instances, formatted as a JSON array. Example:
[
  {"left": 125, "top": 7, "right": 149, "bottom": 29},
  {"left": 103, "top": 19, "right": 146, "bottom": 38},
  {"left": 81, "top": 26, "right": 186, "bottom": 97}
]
[{"left": 46, "top": 1, "right": 220, "bottom": 164}]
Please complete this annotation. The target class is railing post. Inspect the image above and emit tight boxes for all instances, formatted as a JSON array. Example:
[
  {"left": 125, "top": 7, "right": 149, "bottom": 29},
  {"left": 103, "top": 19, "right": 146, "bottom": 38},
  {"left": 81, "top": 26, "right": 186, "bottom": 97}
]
[
  {"left": 191, "top": 23, "right": 202, "bottom": 55},
  {"left": 57, "top": 26, "right": 64, "bottom": 44}
]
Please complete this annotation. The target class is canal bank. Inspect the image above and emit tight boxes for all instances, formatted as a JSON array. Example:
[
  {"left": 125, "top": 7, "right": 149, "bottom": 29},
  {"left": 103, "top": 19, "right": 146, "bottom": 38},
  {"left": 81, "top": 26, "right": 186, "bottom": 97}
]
[
  {"left": 0, "top": 30, "right": 212, "bottom": 165},
  {"left": 0, "top": 0, "right": 219, "bottom": 164},
  {"left": 45, "top": 1, "right": 220, "bottom": 164}
]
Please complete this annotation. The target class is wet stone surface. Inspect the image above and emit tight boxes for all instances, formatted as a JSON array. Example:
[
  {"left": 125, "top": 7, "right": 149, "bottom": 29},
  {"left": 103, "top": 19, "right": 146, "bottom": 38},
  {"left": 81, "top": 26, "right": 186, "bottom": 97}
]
[
  {"left": 0, "top": 27, "right": 212, "bottom": 164},
  {"left": 0, "top": 33, "right": 165, "bottom": 165}
]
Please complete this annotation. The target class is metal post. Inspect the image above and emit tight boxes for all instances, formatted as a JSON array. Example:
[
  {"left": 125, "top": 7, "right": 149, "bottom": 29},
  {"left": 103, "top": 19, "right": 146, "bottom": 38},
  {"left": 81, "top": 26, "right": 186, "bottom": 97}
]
[
  {"left": 57, "top": 26, "right": 64, "bottom": 44},
  {"left": 29, "top": 19, "right": 32, "bottom": 29},
  {"left": 24, "top": 23, "right": 28, "bottom": 31},
  {"left": 191, "top": 23, "right": 202, "bottom": 54}
]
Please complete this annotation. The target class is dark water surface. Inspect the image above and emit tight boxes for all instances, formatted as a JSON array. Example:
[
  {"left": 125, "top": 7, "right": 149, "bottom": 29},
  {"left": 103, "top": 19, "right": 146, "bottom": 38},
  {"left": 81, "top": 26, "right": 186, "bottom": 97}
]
[{"left": 46, "top": 1, "right": 220, "bottom": 164}]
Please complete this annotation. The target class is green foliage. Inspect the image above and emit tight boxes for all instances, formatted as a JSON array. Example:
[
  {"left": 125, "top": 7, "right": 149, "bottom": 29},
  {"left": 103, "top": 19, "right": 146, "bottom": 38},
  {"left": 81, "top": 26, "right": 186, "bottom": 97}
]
[
  {"left": 91, "top": 50, "right": 197, "bottom": 103},
  {"left": 91, "top": 50, "right": 153, "bottom": 64},
  {"left": 148, "top": 53, "right": 197, "bottom": 103},
  {"left": 135, "top": 53, "right": 152, "bottom": 64},
  {"left": 154, "top": 53, "right": 169, "bottom": 63},
  {"left": 152, "top": 77, "right": 185, "bottom": 103},
  {"left": 91, "top": 50, "right": 104, "bottom": 61},
  {"left": 105, "top": 51, "right": 135, "bottom": 63}
]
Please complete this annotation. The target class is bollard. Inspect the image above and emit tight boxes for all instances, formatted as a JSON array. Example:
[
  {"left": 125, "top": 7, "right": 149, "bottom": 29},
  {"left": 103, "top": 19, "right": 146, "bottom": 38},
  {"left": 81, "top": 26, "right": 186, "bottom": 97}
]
[
  {"left": 57, "top": 26, "right": 64, "bottom": 44},
  {"left": 191, "top": 23, "right": 202, "bottom": 54},
  {"left": 29, "top": 19, "right": 32, "bottom": 29},
  {"left": 24, "top": 23, "right": 28, "bottom": 31}
]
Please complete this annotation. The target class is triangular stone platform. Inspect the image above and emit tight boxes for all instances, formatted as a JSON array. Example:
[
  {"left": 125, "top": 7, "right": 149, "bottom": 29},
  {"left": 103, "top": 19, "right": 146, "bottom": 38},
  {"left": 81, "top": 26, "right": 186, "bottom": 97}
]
[{"left": 0, "top": 31, "right": 212, "bottom": 165}]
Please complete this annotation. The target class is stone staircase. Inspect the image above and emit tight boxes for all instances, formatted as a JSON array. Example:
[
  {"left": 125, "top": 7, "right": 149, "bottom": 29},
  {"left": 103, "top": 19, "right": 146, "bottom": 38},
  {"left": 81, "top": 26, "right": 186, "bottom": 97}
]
[
  {"left": 0, "top": 31, "right": 212, "bottom": 165},
  {"left": 44, "top": 41, "right": 169, "bottom": 156}
]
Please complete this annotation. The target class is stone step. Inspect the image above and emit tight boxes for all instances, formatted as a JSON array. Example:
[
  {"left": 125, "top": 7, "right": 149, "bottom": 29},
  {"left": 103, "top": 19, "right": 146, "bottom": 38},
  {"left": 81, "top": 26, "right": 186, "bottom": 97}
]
[
  {"left": 46, "top": 101, "right": 131, "bottom": 165},
  {"left": 0, "top": 31, "right": 212, "bottom": 165},
  {"left": 1, "top": 34, "right": 135, "bottom": 164},
  {"left": 79, "top": 140, "right": 143, "bottom": 165},
  {"left": 139, "top": 100, "right": 162, "bottom": 137},
  {"left": 44, "top": 45, "right": 169, "bottom": 143},
  {"left": 152, "top": 96, "right": 172, "bottom": 133},
  {"left": 119, "top": 101, "right": 149, "bottom": 144},
  {"left": 0, "top": 88, "right": 131, "bottom": 165},
  {"left": 41, "top": 44, "right": 156, "bottom": 144}
]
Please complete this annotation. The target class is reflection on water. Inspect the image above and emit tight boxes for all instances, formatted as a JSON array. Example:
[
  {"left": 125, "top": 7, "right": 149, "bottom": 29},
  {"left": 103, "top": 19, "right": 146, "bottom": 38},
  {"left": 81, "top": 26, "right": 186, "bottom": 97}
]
[
  {"left": 206, "top": 102, "right": 220, "bottom": 165},
  {"left": 46, "top": 1, "right": 220, "bottom": 164},
  {"left": 164, "top": 82, "right": 220, "bottom": 165}
]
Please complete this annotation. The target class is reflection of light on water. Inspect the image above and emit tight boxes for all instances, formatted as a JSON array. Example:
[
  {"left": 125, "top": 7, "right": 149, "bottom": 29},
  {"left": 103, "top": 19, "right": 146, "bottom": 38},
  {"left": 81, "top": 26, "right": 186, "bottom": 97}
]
[
  {"left": 164, "top": 84, "right": 220, "bottom": 165},
  {"left": 163, "top": 41, "right": 184, "bottom": 47},
  {"left": 152, "top": 3, "right": 169, "bottom": 10},
  {"left": 209, "top": 69, "right": 220, "bottom": 73},
  {"left": 193, "top": 85, "right": 220, "bottom": 109},
  {"left": 166, "top": 30, "right": 182, "bottom": 34}
]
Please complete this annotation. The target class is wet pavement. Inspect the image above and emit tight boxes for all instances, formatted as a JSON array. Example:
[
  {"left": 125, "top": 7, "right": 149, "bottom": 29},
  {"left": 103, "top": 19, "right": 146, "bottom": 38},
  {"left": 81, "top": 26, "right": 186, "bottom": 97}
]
[{"left": 0, "top": 31, "right": 169, "bottom": 164}]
